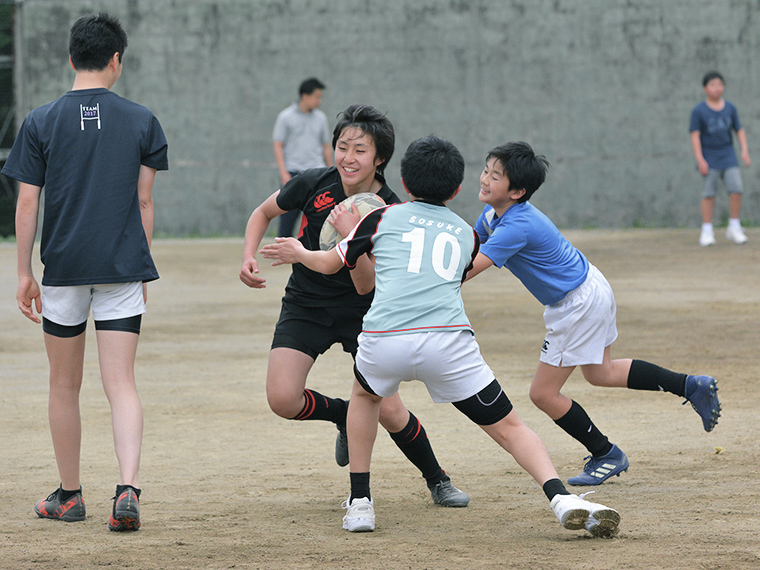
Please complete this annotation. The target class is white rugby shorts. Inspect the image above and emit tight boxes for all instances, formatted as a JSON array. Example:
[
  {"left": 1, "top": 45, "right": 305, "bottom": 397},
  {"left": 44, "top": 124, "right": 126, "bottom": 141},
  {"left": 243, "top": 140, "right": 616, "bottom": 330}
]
[
  {"left": 355, "top": 330, "right": 495, "bottom": 403},
  {"left": 42, "top": 282, "right": 146, "bottom": 326},
  {"left": 540, "top": 265, "right": 618, "bottom": 367}
]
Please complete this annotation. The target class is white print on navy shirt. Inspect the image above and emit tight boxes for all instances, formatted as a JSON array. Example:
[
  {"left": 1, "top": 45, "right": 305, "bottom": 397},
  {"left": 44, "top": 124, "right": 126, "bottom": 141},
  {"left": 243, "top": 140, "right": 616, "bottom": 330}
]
[{"left": 80, "top": 104, "right": 101, "bottom": 130}]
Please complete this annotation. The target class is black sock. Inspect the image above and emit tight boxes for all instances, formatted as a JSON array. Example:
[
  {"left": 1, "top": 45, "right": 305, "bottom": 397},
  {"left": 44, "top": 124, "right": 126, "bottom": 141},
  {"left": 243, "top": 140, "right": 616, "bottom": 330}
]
[
  {"left": 627, "top": 360, "right": 687, "bottom": 396},
  {"left": 542, "top": 478, "right": 570, "bottom": 501},
  {"left": 292, "top": 389, "right": 348, "bottom": 424},
  {"left": 388, "top": 412, "right": 443, "bottom": 485},
  {"left": 59, "top": 486, "right": 82, "bottom": 501},
  {"left": 115, "top": 484, "right": 141, "bottom": 498},
  {"left": 554, "top": 400, "right": 612, "bottom": 457},
  {"left": 349, "top": 472, "right": 371, "bottom": 502}
]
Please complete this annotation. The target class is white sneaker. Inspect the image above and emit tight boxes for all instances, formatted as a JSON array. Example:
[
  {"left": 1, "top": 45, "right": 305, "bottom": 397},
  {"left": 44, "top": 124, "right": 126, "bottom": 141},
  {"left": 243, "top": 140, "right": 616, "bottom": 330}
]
[
  {"left": 550, "top": 493, "right": 620, "bottom": 537},
  {"left": 699, "top": 229, "right": 716, "bottom": 247},
  {"left": 550, "top": 494, "right": 590, "bottom": 530},
  {"left": 726, "top": 226, "right": 748, "bottom": 244},
  {"left": 580, "top": 492, "right": 621, "bottom": 538},
  {"left": 342, "top": 497, "right": 375, "bottom": 532}
]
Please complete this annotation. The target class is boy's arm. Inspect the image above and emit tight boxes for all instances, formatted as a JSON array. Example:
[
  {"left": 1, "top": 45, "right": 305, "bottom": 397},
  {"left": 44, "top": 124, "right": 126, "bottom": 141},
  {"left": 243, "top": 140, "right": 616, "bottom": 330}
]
[
  {"left": 737, "top": 129, "right": 751, "bottom": 167},
  {"left": 240, "top": 192, "right": 288, "bottom": 289},
  {"left": 15, "top": 183, "right": 42, "bottom": 323},
  {"left": 138, "top": 165, "right": 158, "bottom": 302},
  {"left": 259, "top": 237, "right": 344, "bottom": 274},
  {"left": 273, "top": 141, "right": 292, "bottom": 186},
  {"left": 138, "top": 165, "right": 157, "bottom": 249},
  {"left": 690, "top": 131, "right": 710, "bottom": 175},
  {"left": 322, "top": 143, "right": 334, "bottom": 167},
  {"left": 326, "top": 202, "right": 375, "bottom": 294},
  {"left": 463, "top": 252, "right": 495, "bottom": 282}
]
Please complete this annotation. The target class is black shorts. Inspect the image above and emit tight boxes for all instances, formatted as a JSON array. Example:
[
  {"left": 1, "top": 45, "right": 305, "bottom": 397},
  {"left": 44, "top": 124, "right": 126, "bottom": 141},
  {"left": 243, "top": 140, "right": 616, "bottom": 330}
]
[{"left": 271, "top": 300, "right": 367, "bottom": 359}]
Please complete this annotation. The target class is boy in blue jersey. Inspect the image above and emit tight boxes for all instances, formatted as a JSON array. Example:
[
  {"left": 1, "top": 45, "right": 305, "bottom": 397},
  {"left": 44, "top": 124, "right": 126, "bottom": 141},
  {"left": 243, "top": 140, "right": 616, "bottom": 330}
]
[
  {"left": 3, "top": 13, "right": 168, "bottom": 531},
  {"left": 261, "top": 136, "right": 621, "bottom": 538},
  {"left": 464, "top": 141, "right": 721, "bottom": 487},
  {"left": 689, "top": 71, "right": 751, "bottom": 246}
]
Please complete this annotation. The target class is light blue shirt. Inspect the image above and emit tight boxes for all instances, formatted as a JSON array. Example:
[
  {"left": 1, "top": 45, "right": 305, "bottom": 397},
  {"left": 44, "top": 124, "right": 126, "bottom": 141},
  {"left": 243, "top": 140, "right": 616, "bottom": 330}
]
[
  {"left": 474, "top": 201, "right": 588, "bottom": 306},
  {"left": 338, "top": 201, "right": 478, "bottom": 336}
]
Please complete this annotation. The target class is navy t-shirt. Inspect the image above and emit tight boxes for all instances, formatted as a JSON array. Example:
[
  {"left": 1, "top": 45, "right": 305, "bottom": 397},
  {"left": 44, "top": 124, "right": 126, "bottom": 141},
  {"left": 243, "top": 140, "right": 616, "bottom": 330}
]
[
  {"left": 2, "top": 88, "right": 168, "bottom": 286},
  {"left": 689, "top": 100, "right": 741, "bottom": 170}
]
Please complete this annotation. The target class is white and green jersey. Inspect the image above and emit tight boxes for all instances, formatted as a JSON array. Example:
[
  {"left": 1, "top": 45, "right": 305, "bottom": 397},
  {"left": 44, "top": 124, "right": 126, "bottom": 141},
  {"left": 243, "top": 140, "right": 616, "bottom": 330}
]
[{"left": 337, "top": 200, "right": 479, "bottom": 336}]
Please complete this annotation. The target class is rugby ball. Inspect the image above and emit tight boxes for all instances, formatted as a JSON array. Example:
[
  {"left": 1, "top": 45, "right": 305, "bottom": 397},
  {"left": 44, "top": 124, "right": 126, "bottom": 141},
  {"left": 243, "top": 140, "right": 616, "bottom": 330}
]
[{"left": 318, "top": 193, "right": 386, "bottom": 250}]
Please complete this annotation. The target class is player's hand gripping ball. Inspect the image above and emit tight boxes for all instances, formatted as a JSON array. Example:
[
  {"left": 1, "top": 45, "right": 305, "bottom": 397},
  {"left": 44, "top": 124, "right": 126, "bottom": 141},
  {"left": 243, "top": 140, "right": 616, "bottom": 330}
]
[{"left": 319, "top": 193, "right": 386, "bottom": 250}]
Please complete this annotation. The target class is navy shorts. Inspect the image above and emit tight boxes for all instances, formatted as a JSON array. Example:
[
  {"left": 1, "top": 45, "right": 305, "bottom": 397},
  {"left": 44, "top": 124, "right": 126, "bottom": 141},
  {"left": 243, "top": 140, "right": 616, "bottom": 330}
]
[{"left": 271, "top": 300, "right": 367, "bottom": 359}]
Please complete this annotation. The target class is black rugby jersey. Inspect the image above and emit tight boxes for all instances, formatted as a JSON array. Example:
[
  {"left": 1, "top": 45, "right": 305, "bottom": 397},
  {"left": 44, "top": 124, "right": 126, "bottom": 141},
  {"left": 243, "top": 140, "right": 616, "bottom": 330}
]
[{"left": 276, "top": 167, "right": 400, "bottom": 308}]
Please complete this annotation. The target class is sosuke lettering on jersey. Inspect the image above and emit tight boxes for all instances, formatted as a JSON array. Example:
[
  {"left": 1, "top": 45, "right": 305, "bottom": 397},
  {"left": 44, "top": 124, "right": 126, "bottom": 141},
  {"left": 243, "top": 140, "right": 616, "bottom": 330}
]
[
  {"left": 407, "top": 215, "right": 464, "bottom": 235},
  {"left": 402, "top": 215, "right": 465, "bottom": 281},
  {"left": 80, "top": 104, "right": 101, "bottom": 130}
]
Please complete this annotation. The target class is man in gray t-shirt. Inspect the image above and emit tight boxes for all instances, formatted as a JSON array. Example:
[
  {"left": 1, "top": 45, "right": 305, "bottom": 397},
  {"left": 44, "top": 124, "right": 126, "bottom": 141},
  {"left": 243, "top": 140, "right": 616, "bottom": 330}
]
[{"left": 273, "top": 77, "right": 333, "bottom": 236}]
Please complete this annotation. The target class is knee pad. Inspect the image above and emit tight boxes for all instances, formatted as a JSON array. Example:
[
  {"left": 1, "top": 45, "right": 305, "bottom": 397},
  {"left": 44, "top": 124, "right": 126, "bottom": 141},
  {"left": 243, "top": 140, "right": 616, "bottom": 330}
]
[{"left": 453, "top": 379, "right": 513, "bottom": 426}]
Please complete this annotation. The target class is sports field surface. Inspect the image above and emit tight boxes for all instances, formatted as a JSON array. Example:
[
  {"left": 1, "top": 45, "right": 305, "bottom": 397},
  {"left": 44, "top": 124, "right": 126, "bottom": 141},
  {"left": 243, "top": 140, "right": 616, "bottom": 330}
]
[{"left": 2, "top": 229, "right": 759, "bottom": 569}]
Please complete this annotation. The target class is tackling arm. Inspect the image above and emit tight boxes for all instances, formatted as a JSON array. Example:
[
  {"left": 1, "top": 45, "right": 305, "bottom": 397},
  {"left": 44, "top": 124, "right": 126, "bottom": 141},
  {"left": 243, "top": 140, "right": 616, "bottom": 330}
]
[
  {"left": 463, "top": 252, "right": 495, "bottom": 282},
  {"left": 259, "top": 237, "right": 344, "bottom": 274}
]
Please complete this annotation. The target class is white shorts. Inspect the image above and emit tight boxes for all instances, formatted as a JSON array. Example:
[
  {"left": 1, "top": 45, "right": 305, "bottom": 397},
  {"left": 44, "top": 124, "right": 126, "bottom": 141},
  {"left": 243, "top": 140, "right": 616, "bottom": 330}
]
[
  {"left": 41, "top": 282, "right": 146, "bottom": 326},
  {"left": 540, "top": 265, "right": 618, "bottom": 367},
  {"left": 355, "top": 330, "right": 495, "bottom": 403}
]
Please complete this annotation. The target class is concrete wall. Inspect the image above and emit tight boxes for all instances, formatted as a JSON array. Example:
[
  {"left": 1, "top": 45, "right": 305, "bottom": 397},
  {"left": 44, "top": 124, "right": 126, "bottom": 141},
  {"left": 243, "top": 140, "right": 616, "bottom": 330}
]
[{"left": 12, "top": 0, "right": 760, "bottom": 235}]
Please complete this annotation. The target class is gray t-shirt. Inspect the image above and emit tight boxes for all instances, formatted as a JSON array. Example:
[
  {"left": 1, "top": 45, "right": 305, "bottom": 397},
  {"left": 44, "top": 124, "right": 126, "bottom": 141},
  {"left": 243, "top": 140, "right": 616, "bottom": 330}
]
[{"left": 272, "top": 103, "right": 330, "bottom": 172}]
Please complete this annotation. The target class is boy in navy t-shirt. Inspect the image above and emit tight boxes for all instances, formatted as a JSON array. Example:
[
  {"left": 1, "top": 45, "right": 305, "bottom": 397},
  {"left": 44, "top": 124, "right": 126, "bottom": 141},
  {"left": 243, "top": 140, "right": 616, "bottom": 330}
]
[
  {"left": 689, "top": 71, "right": 751, "bottom": 246},
  {"left": 3, "top": 12, "right": 168, "bottom": 531}
]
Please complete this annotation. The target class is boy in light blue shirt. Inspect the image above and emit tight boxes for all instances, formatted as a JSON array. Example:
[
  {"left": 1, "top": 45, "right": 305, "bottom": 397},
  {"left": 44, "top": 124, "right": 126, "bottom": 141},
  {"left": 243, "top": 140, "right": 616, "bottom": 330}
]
[{"left": 466, "top": 141, "right": 721, "bottom": 487}]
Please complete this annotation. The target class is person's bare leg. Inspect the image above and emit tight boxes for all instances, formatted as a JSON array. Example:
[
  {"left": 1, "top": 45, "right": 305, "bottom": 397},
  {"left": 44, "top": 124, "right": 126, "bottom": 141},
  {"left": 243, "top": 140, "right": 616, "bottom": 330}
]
[
  {"left": 44, "top": 331, "right": 86, "bottom": 490},
  {"left": 479, "top": 410, "right": 559, "bottom": 485},
  {"left": 97, "top": 329, "right": 142, "bottom": 487},
  {"left": 701, "top": 196, "right": 715, "bottom": 224},
  {"left": 347, "top": 379, "right": 382, "bottom": 474},
  {"left": 265, "top": 347, "right": 314, "bottom": 419}
]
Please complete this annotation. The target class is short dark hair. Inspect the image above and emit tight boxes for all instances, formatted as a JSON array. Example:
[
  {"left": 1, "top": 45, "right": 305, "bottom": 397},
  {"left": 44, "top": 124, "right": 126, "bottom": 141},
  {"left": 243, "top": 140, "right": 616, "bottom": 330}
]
[
  {"left": 299, "top": 77, "right": 325, "bottom": 96},
  {"left": 486, "top": 142, "right": 550, "bottom": 203},
  {"left": 69, "top": 12, "right": 128, "bottom": 71},
  {"left": 400, "top": 136, "right": 464, "bottom": 202},
  {"left": 702, "top": 71, "right": 724, "bottom": 87},
  {"left": 332, "top": 104, "right": 395, "bottom": 175}
]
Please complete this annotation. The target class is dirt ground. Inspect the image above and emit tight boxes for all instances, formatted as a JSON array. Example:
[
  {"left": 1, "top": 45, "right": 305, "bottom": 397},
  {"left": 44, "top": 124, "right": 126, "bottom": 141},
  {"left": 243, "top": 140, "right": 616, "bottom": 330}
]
[{"left": 2, "top": 229, "right": 760, "bottom": 569}]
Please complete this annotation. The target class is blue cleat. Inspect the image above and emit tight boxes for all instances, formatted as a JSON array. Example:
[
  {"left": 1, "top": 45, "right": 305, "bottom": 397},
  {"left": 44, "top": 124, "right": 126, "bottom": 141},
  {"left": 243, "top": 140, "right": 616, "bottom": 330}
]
[
  {"left": 568, "top": 444, "right": 629, "bottom": 486},
  {"left": 684, "top": 375, "right": 721, "bottom": 432}
]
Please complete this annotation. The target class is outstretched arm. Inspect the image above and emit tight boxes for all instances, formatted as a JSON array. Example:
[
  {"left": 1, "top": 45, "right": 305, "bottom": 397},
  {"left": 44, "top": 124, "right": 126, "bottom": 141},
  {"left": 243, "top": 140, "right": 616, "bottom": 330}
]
[
  {"left": 15, "top": 183, "right": 42, "bottom": 323},
  {"left": 327, "top": 202, "right": 377, "bottom": 294},
  {"left": 463, "top": 252, "right": 495, "bottom": 282},
  {"left": 260, "top": 237, "right": 345, "bottom": 275},
  {"left": 240, "top": 191, "right": 287, "bottom": 289}
]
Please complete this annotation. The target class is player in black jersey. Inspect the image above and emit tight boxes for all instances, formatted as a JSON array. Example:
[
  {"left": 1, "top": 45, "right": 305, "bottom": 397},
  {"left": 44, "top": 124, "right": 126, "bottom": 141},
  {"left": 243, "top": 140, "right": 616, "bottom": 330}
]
[{"left": 240, "top": 104, "right": 469, "bottom": 507}]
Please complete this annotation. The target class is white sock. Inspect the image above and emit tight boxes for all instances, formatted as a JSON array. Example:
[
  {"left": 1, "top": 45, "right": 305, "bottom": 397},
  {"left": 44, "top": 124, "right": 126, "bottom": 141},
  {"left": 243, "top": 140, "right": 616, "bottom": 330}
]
[
  {"left": 728, "top": 218, "right": 742, "bottom": 230},
  {"left": 702, "top": 223, "right": 714, "bottom": 233}
]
